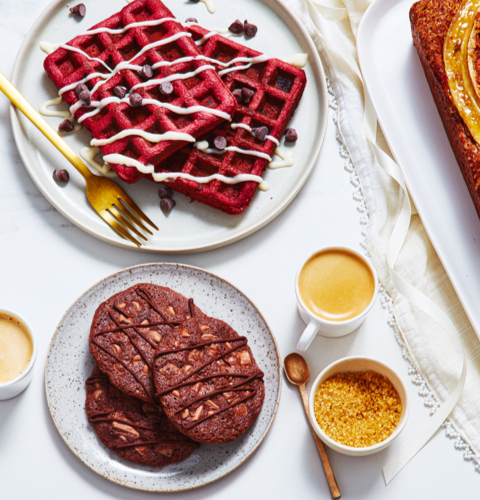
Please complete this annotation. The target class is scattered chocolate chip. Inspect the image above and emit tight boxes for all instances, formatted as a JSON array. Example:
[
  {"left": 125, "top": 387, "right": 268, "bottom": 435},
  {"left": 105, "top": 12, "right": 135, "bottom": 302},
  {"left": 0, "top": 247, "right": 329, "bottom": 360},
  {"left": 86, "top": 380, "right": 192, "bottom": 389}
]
[
  {"left": 285, "top": 128, "right": 298, "bottom": 143},
  {"left": 232, "top": 89, "right": 243, "bottom": 103},
  {"left": 195, "top": 184, "right": 203, "bottom": 191},
  {"left": 159, "top": 82, "right": 173, "bottom": 95},
  {"left": 185, "top": 17, "right": 198, "bottom": 23},
  {"left": 213, "top": 136, "right": 227, "bottom": 150},
  {"left": 277, "top": 75, "right": 291, "bottom": 91},
  {"left": 113, "top": 85, "right": 127, "bottom": 99},
  {"left": 79, "top": 89, "right": 91, "bottom": 106},
  {"left": 244, "top": 20, "right": 258, "bottom": 37},
  {"left": 74, "top": 83, "right": 88, "bottom": 98},
  {"left": 253, "top": 126, "right": 269, "bottom": 142},
  {"left": 53, "top": 169, "right": 70, "bottom": 183},
  {"left": 160, "top": 198, "right": 176, "bottom": 214},
  {"left": 229, "top": 19, "right": 244, "bottom": 34},
  {"left": 158, "top": 186, "right": 173, "bottom": 199},
  {"left": 139, "top": 65, "right": 153, "bottom": 79},
  {"left": 58, "top": 119, "right": 74, "bottom": 133},
  {"left": 241, "top": 87, "right": 254, "bottom": 104},
  {"left": 129, "top": 93, "right": 143, "bottom": 107},
  {"left": 70, "top": 3, "right": 86, "bottom": 18}
]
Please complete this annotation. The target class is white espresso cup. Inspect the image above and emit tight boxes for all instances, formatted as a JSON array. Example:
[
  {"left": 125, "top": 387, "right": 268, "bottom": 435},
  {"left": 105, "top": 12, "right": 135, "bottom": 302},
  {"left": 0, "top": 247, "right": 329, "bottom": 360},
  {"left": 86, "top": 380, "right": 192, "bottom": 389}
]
[
  {"left": 0, "top": 309, "right": 36, "bottom": 401},
  {"left": 295, "top": 246, "right": 378, "bottom": 351}
]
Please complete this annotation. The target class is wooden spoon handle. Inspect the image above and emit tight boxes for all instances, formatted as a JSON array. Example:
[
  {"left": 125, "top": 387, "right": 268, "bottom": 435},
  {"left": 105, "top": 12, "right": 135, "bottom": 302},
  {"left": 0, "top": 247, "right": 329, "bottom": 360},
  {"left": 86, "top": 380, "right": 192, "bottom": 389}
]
[{"left": 299, "top": 383, "right": 341, "bottom": 499}]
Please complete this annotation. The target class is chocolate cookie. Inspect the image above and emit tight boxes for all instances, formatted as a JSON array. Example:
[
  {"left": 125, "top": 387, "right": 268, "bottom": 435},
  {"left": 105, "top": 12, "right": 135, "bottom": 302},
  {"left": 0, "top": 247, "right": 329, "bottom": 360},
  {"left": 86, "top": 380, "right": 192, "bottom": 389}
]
[
  {"left": 86, "top": 367, "right": 198, "bottom": 466},
  {"left": 153, "top": 317, "right": 265, "bottom": 444},
  {"left": 89, "top": 284, "right": 204, "bottom": 402}
]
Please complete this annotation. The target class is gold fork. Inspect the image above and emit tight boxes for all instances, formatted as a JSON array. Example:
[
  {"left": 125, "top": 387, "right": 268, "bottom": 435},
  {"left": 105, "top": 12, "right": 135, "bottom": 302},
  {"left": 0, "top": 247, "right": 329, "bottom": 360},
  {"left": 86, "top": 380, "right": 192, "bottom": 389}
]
[{"left": 0, "top": 72, "right": 158, "bottom": 247}]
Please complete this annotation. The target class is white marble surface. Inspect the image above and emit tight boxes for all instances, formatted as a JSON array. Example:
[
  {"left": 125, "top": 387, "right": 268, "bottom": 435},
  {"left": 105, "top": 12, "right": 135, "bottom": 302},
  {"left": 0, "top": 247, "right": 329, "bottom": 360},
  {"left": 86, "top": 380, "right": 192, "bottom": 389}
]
[{"left": 0, "top": 0, "right": 478, "bottom": 498}]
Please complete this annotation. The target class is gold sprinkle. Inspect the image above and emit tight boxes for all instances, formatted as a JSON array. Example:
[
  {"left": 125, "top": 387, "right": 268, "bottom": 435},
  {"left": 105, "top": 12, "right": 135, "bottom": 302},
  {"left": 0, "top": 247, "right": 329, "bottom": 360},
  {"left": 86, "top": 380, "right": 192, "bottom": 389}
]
[{"left": 314, "top": 371, "right": 402, "bottom": 448}]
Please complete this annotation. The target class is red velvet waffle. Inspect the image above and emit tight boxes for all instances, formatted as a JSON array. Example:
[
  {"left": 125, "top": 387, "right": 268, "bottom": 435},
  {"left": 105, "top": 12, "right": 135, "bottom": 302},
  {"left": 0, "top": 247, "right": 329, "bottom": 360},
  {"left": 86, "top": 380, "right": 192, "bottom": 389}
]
[
  {"left": 150, "top": 24, "right": 307, "bottom": 214},
  {"left": 43, "top": 0, "right": 237, "bottom": 184}
]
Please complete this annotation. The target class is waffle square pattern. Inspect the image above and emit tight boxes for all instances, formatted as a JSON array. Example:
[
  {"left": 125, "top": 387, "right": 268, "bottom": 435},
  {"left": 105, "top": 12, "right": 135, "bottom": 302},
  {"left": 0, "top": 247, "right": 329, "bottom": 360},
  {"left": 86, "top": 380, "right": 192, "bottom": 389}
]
[
  {"left": 152, "top": 24, "right": 307, "bottom": 214},
  {"left": 43, "top": 0, "right": 237, "bottom": 184}
]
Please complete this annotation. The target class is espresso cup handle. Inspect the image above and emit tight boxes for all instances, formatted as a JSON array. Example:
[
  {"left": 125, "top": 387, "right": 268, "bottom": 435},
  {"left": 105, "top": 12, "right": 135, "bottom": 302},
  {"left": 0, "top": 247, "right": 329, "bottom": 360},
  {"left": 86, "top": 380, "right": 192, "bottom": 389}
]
[{"left": 297, "top": 319, "right": 319, "bottom": 352}]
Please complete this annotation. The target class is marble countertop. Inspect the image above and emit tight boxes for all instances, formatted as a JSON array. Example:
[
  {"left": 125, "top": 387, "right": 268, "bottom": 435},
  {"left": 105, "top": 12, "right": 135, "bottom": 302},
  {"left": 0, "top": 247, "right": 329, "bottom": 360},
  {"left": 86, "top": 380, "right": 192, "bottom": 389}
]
[{"left": 0, "top": 0, "right": 478, "bottom": 498}]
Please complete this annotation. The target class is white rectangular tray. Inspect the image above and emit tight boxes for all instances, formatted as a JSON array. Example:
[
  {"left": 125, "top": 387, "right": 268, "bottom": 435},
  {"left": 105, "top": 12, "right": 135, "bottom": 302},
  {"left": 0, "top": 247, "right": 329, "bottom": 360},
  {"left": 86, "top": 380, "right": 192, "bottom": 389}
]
[{"left": 357, "top": 0, "right": 480, "bottom": 338}]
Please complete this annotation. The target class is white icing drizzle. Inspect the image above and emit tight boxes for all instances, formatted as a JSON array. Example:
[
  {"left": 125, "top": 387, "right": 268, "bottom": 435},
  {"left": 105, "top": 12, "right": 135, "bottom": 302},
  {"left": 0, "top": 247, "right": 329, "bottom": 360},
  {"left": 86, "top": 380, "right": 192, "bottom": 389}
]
[
  {"left": 195, "top": 28, "right": 242, "bottom": 46},
  {"left": 131, "top": 64, "right": 216, "bottom": 91},
  {"left": 284, "top": 53, "right": 309, "bottom": 68},
  {"left": 199, "top": 0, "right": 216, "bottom": 14},
  {"left": 269, "top": 147, "right": 295, "bottom": 169},
  {"left": 39, "top": 96, "right": 72, "bottom": 119},
  {"left": 103, "top": 153, "right": 269, "bottom": 191},
  {"left": 74, "top": 96, "right": 232, "bottom": 123},
  {"left": 78, "top": 17, "right": 178, "bottom": 37},
  {"left": 40, "top": 41, "right": 113, "bottom": 72},
  {"left": 80, "top": 146, "right": 116, "bottom": 177},
  {"left": 91, "top": 130, "right": 195, "bottom": 146},
  {"left": 39, "top": 96, "right": 82, "bottom": 135},
  {"left": 132, "top": 32, "right": 191, "bottom": 61},
  {"left": 230, "top": 123, "right": 280, "bottom": 146},
  {"left": 194, "top": 141, "right": 272, "bottom": 161}
]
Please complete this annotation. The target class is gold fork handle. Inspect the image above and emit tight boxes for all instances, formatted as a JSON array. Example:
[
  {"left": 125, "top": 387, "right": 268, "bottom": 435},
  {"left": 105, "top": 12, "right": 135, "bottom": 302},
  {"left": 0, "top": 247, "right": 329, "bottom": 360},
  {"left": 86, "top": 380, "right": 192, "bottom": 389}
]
[{"left": 0, "top": 71, "right": 92, "bottom": 180}]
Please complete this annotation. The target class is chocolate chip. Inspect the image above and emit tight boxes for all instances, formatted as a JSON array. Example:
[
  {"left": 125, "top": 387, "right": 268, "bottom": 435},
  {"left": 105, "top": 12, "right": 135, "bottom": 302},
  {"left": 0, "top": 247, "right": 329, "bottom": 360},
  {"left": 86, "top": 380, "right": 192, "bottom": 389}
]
[
  {"left": 79, "top": 90, "right": 91, "bottom": 106},
  {"left": 74, "top": 83, "right": 88, "bottom": 98},
  {"left": 253, "top": 126, "right": 269, "bottom": 142},
  {"left": 277, "top": 75, "right": 291, "bottom": 91},
  {"left": 229, "top": 19, "right": 244, "bottom": 34},
  {"left": 160, "top": 198, "right": 176, "bottom": 214},
  {"left": 159, "top": 82, "right": 173, "bottom": 95},
  {"left": 53, "top": 169, "right": 70, "bottom": 183},
  {"left": 158, "top": 186, "right": 173, "bottom": 199},
  {"left": 58, "top": 119, "right": 74, "bottom": 133},
  {"left": 70, "top": 3, "right": 86, "bottom": 18},
  {"left": 213, "top": 136, "right": 227, "bottom": 150},
  {"left": 185, "top": 17, "right": 198, "bottom": 23},
  {"left": 285, "top": 128, "right": 298, "bottom": 143},
  {"left": 241, "top": 87, "right": 254, "bottom": 104},
  {"left": 232, "top": 89, "right": 243, "bottom": 103},
  {"left": 113, "top": 86, "right": 127, "bottom": 99},
  {"left": 129, "top": 93, "right": 143, "bottom": 107},
  {"left": 139, "top": 65, "right": 153, "bottom": 79},
  {"left": 244, "top": 20, "right": 258, "bottom": 37}
]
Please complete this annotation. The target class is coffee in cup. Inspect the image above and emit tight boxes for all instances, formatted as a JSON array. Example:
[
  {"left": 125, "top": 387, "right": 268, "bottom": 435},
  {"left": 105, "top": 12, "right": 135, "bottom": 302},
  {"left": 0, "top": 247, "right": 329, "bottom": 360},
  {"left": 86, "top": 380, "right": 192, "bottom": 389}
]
[
  {"left": 298, "top": 248, "right": 375, "bottom": 322},
  {"left": 295, "top": 246, "right": 378, "bottom": 351},
  {"left": 0, "top": 312, "right": 34, "bottom": 384}
]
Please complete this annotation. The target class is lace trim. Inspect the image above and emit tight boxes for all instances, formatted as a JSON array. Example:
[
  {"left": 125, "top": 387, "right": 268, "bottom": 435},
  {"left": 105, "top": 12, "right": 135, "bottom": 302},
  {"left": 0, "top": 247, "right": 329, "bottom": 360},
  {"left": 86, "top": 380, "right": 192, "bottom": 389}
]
[{"left": 326, "top": 78, "right": 480, "bottom": 472}]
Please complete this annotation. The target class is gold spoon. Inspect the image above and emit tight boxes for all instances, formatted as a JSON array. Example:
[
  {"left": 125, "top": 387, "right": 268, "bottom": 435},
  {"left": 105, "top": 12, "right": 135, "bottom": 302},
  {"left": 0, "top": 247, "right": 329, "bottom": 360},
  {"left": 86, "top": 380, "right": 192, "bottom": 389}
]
[{"left": 284, "top": 353, "right": 341, "bottom": 499}]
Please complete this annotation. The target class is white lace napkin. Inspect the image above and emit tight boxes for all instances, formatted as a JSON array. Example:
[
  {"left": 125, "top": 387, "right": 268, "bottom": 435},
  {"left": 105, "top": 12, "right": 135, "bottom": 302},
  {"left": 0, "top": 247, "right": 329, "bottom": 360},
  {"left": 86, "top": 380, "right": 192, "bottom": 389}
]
[{"left": 283, "top": 0, "right": 480, "bottom": 478}]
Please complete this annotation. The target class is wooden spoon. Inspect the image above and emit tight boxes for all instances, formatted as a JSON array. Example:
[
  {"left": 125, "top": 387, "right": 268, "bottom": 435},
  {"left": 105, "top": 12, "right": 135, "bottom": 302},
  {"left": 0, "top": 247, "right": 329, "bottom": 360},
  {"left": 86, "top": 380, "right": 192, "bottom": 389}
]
[{"left": 284, "top": 353, "right": 341, "bottom": 499}]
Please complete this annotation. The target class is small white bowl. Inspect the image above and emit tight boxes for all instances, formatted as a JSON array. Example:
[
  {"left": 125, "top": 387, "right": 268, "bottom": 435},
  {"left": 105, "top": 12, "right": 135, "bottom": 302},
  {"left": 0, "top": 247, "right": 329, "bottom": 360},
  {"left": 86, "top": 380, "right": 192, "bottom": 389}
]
[
  {"left": 308, "top": 356, "right": 409, "bottom": 456},
  {"left": 0, "top": 309, "right": 36, "bottom": 401}
]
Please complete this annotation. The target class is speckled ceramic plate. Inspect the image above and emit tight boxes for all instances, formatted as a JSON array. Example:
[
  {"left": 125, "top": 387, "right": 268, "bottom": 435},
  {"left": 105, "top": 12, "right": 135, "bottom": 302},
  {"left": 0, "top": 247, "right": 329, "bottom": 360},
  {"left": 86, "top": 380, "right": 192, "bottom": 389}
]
[
  {"left": 10, "top": 0, "right": 327, "bottom": 253},
  {"left": 45, "top": 263, "right": 281, "bottom": 492}
]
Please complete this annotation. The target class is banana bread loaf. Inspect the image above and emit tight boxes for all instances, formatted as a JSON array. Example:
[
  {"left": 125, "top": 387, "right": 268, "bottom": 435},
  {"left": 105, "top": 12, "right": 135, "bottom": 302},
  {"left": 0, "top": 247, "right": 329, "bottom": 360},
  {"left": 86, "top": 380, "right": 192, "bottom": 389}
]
[{"left": 410, "top": 0, "right": 480, "bottom": 217}]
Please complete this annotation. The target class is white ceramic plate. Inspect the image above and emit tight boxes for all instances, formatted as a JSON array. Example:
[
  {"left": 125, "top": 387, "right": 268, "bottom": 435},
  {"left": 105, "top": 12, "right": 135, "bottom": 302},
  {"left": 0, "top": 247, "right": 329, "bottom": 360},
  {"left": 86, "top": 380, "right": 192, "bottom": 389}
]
[
  {"left": 45, "top": 263, "right": 281, "bottom": 491},
  {"left": 357, "top": 0, "right": 480, "bottom": 340},
  {"left": 10, "top": 0, "right": 327, "bottom": 253}
]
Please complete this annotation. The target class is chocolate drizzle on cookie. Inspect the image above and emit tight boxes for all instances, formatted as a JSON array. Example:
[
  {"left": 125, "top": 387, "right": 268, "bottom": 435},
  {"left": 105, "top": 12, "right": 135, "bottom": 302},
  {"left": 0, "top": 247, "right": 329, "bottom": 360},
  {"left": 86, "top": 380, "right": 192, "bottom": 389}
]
[
  {"left": 155, "top": 336, "right": 264, "bottom": 429},
  {"left": 85, "top": 370, "right": 198, "bottom": 463},
  {"left": 90, "top": 285, "right": 202, "bottom": 403}
]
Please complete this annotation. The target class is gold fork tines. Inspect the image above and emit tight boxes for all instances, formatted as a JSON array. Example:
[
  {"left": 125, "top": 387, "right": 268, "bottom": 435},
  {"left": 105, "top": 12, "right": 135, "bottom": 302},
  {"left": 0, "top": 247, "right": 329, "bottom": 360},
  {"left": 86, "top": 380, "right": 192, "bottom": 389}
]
[{"left": 0, "top": 71, "right": 158, "bottom": 247}]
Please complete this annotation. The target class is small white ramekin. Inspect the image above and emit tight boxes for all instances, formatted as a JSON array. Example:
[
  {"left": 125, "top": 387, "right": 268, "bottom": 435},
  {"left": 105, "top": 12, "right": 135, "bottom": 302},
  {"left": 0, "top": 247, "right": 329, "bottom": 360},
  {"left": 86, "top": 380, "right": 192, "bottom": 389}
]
[
  {"left": 0, "top": 309, "right": 36, "bottom": 401},
  {"left": 308, "top": 356, "right": 409, "bottom": 456}
]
